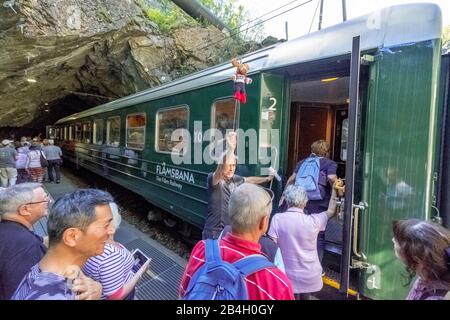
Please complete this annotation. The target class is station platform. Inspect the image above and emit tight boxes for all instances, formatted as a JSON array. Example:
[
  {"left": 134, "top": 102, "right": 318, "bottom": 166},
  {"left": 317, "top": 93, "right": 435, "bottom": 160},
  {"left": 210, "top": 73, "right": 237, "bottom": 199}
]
[{"left": 33, "top": 172, "right": 187, "bottom": 300}]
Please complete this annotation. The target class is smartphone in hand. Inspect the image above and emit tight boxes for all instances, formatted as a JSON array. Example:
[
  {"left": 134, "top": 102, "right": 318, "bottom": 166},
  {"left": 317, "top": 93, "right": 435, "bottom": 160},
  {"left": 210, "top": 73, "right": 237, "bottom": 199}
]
[{"left": 131, "top": 249, "right": 151, "bottom": 274}]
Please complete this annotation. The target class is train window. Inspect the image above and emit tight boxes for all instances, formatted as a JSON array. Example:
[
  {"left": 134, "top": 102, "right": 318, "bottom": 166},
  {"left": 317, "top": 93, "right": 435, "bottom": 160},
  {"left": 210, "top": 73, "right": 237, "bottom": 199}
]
[
  {"left": 211, "top": 98, "right": 239, "bottom": 133},
  {"left": 126, "top": 113, "right": 146, "bottom": 150},
  {"left": 48, "top": 127, "right": 56, "bottom": 139},
  {"left": 156, "top": 106, "right": 189, "bottom": 153},
  {"left": 69, "top": 125, "right": 74, "bottom": 141},
  {"left": 107, "top": 116, "right": 121, "bottom": 145},
  {"left": 93, "top": 119, "right": 104, "bottom": 145},
  {"left": 55, "top": 127, "right": 60, "bottom": 140},
  {"left": 82, "top": 122, "right": 92, "bottom": 144},
  {"left": 75, "top": 123, "right": 82, "bottom": 141}
]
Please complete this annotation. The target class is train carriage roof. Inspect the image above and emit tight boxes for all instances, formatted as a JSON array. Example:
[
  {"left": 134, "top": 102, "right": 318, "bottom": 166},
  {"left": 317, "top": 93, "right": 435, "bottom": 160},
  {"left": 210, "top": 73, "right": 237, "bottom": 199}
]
[{"left": 56, "top": 3, "right": 442, "bottom": 124}]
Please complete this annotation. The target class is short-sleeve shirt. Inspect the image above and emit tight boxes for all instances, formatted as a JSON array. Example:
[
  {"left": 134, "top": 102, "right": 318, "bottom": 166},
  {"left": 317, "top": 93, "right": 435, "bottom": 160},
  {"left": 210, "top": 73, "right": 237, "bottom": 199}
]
[
  {"left": 268, "top": 207, "right": 328, "bottom": 293},
  {"left": 294, "top": 155, "right": 337, "bottom": 213},
  {"left": 0, "top": 220, "right": 47, "bottom": 300},
  {"left": 83, "top": 242, "right": 135, "bottom": 299},
  {"left": 42, "top": 145, "right": 62, "bottom": 160},
  {"left": 11, "top": 263, "right": 74, "bottom": 300},
  {"left": 0, "top": 146, "right": 17, "bottom": 168},
  {"left": 203, "top": 173, "right": 245, "bottom": 238}
]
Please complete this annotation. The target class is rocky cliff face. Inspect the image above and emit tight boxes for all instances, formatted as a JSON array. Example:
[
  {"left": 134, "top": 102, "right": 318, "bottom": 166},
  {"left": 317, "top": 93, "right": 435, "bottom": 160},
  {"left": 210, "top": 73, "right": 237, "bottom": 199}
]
[{"left": 0, "top": 0, "right": 227, "bottom": 135}]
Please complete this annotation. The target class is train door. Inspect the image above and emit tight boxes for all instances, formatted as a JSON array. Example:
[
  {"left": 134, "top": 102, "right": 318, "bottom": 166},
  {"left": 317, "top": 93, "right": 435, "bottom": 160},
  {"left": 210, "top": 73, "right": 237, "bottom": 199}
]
[
  {"left": 284, "top": 37, "right": 369, "bottom": 297},
  {"left": 438, "top": 53, "right": 450, "bottom": 228}
]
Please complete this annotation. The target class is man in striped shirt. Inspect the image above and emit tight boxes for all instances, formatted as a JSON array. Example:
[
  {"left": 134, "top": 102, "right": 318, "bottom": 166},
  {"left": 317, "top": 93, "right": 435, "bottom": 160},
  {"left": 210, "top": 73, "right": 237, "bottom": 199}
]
[{"left": 180, "top": 183, "right": 294, "bottom": 300}]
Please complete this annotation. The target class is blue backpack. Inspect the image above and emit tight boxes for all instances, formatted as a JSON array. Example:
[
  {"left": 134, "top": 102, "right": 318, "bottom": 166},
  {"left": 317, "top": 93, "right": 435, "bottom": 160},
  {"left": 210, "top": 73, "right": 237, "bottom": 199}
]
[
  {"left": 183, "top": 239, "right": 274, "bottom": 300},
  {"left": 295, "top": 156, "right": 326, "bottom": 200}
]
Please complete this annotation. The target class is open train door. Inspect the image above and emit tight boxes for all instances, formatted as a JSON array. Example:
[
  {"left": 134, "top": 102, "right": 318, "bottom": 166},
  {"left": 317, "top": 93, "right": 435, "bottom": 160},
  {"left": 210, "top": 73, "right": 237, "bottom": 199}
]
[
  {"left": 342, "top": 35, "right": 443, "bottom": 300},
  {"left": 339, "top": 36, "right": 364, "bottom": 296}
]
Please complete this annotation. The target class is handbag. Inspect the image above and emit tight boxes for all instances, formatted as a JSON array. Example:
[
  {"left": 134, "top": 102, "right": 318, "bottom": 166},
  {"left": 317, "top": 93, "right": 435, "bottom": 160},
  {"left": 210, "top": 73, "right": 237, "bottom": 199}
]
[{"left": 40, "top": 151, "right": 48, "bottom": 168}]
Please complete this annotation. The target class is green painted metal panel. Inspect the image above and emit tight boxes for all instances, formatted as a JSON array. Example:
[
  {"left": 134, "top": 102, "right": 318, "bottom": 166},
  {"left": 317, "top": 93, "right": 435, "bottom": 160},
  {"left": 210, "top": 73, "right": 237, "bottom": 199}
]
[
  {"left": 60, "top": 74, "right": 266, "bottom": 229},
  {"left": 358, "top": 40, "right": 442, "bottom": 299},
  {"left": 258, "top": 73, "right": 286, "bottom": 204}
]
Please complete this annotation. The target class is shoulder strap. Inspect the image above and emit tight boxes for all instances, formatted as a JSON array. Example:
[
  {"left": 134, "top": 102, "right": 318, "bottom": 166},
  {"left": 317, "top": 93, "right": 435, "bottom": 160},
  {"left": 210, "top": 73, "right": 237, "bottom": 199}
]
[
  {"left": 233, "top": 254, "right": 274, "bottom": 277},
  {"left": 205, "top": 239, "right": 222, "bottom": 263}
]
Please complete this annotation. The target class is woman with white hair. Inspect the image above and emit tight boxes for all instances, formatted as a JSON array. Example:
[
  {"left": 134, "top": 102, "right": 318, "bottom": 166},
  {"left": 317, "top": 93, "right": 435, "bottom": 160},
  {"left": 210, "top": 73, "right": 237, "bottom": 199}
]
[
  {"left": 268, "top": 185, "right": 337, "bottom": 300},
  {"left": 82, "top": 202, "right": 150, "bottom": 300}
]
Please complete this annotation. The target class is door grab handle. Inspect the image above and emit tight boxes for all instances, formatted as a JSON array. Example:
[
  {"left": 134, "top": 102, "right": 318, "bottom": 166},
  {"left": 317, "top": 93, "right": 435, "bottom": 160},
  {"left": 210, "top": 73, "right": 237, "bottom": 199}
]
[{"left": 352, "top": 202, "right": 367, "bottom": 260}]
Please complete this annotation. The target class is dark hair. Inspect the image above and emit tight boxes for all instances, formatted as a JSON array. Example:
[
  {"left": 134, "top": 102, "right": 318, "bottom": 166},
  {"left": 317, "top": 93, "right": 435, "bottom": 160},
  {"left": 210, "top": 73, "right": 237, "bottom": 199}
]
[
  {"left": 392, "top": 219, "right": 450, "bottom": 286},
  {"left": 47, "top": 189, "right": 114, "bottom": 246}
]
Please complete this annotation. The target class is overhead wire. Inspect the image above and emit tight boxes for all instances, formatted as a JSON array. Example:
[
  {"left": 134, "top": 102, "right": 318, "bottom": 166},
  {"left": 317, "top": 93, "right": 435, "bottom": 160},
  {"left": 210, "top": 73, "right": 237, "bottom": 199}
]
[{"left": 308, "top": 0, "right": 321, "bottom": 34}]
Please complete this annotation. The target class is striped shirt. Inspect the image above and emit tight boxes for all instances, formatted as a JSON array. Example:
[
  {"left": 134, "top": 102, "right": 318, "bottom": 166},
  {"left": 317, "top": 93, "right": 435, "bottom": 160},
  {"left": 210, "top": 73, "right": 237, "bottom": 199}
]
[
  {"left": 83, "top": 242, "right": 135, "bottom": 299},
  {"left": 180, "top": 233, "right": 294, "bottom": 300},
  {"left": 12, "top": 264, "right": 74, "bottom": 300}
]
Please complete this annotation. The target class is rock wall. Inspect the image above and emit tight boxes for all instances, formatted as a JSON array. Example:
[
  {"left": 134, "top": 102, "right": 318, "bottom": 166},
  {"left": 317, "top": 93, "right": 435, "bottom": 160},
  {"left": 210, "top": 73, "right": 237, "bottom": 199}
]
[{"left": 0, "top": 0, "right": 227, "bottom": 133}]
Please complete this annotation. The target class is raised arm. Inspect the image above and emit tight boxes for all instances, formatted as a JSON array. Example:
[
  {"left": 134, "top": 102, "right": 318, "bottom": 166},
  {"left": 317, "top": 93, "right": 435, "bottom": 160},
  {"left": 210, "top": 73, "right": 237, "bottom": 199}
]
[
  {"left": 325, "top": 189, "right": 338, "bottom": 219},
  {"left": 212, "top": 132, "right": 237, "bottom": 186}
]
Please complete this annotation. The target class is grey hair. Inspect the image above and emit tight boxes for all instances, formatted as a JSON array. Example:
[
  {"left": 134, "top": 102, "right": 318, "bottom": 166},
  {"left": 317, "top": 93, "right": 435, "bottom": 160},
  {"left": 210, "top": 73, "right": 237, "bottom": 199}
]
[
  {"left": 284, "top": 185, "right": 308, "bottom": 208},
  {"left": 0, "top": 183, "right": 43, "bottom": 215},
  {"left": 47, "top": 189, "right": 114, "bottom": 247},
  {"left": 48, "top": 139, "right": 54, "bottom": 145},
  {"left": 109, "top": 202, "right": 122, "bottom": 229},
  {"left": 228, "top": 183, "right": 271, "bottom": 234}
]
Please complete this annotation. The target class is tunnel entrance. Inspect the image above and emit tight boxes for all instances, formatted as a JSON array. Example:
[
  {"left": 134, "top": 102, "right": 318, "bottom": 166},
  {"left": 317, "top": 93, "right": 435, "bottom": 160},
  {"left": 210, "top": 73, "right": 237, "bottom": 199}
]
[{"left": 0, "top": 93, "right": 110, "bottom": 139}]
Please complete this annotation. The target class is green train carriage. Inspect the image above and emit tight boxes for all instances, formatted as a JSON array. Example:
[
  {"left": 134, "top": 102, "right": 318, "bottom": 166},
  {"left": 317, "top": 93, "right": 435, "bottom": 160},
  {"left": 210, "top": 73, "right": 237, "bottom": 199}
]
[{"left": 50, "top": 3, "right": 449, "bottom": 300}]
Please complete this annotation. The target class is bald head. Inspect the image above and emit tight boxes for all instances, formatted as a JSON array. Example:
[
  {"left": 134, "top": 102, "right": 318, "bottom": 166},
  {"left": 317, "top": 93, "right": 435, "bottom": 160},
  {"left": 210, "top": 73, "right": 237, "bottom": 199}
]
[{"left": 228, "top": 183, "right": 272, "bottom": 234}]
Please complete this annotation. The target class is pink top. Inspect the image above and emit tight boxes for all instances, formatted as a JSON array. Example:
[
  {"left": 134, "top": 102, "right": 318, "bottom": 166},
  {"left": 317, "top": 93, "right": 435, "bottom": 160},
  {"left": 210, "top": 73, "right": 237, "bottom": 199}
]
[{"left": 268, "top": 207, "right": 328, "bottom": 294}]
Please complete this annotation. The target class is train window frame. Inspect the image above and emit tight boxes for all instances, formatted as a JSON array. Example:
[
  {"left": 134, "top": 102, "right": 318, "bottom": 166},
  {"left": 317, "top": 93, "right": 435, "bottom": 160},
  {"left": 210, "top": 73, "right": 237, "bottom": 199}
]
[
  {"left": 155, "top": 105, "right": 189, "bottom": 155},
  {"left": 74, "top": 123, "right": 82, "bottom": 142},
  {"left": 64, "top": 126, "right": 68, "bottom": 141},
  {"left": 82, "top": 121, "right": 92, "bottom": 144},
  {"left": 48, "top": 127, "right": 56, "bottom": 139},
  {"left": 93, "top": 118, "right": 104, "bottom": 145},
  {"left": 106, "top": 116, "right": 121, "bottom": 146},
  {"left": 55, "top": 127, "right": 60, "bottom": 141},
  {"left": 211, "top": 97, "right": 240, "bottom": 132},
  {"left": 209, "top": 98, "right": 240, "bottom": 160},
  {"left": 69, "top": 125, "right": 74, "bottom": 141},
  {"left": 126, "top": 112, "right": 146, "bottom": 151}
]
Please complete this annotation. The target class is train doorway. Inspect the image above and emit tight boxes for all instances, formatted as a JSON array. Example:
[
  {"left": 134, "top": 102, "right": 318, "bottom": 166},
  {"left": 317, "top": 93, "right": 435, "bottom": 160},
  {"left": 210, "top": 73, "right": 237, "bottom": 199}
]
[
  {"left": 284, "top": 38, "right": 369, "bottom": 295},
  {"left": 287, "top": 77, "right": 349, "bottom": 256}
]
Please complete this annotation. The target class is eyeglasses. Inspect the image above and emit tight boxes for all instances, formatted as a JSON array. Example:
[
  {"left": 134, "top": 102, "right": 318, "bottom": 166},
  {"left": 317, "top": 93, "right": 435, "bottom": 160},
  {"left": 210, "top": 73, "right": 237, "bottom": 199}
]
[
  {"left": 21, "top": 195, "right": 51, "bottom": 206},
  {"left": 23, "top": 199, "right": 51, "bottom": 205}
]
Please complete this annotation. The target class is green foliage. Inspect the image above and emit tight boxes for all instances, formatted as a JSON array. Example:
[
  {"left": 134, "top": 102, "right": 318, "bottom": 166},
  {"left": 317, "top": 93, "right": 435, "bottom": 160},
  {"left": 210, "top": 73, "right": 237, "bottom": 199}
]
[
  {"left": 135, "top": 0, "right": 195, "bottom": 33},
  {"left": 145, "top": 8, "right": 180, "bottom": 32}
]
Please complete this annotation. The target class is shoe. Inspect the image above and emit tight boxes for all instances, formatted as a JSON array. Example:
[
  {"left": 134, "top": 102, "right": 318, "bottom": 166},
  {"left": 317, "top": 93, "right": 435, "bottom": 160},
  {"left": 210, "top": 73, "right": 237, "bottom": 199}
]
[{"left": 56, "top": 180, "right": 60, "bottom": 184}]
